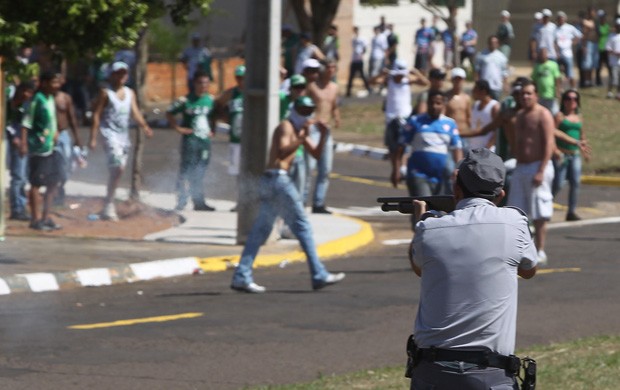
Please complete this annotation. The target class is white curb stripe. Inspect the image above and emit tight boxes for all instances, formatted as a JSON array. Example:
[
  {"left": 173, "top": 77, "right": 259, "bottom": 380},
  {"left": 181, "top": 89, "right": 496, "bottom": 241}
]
[
  {"left": 130, "top": 257, "right": 200, "bottom": 281},
  {"left": 76, "top": 268, "right": 112, "bottom": 287},
  {"left": 19, "top": 273, "right": 60, "bottom": 292},
  {"left": 548, "top": 216, "right": 620, "bottom": 230},
  {"left": 383, "top": 238, "right": 412, "bottom": 246},
  {"left": 0, "top": 278, "right": 11, "bottom": 295}
]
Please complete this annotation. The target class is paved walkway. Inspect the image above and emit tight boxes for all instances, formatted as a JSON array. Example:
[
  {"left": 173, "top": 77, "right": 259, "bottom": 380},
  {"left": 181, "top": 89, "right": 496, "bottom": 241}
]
[{"left": 0, "top": 178, "right": 373, "bottom": 295}]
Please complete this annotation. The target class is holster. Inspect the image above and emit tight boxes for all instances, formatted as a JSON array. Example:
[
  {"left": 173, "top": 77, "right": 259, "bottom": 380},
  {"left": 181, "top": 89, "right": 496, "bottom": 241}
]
[
  {"left": 521, "top": 357, "right": 537, "bottom": 390},
  {"left": 405, "top": 334, "right": 419, "bottom": 378}
]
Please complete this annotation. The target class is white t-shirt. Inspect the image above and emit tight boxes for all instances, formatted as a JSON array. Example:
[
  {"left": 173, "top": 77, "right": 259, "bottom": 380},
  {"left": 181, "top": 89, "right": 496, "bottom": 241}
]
[
  {"left": 385, "top": 77, "right": 412, "bottom": 121},
  {"left": 555, "top": 23, "right": 583, "bottom": 59},
  {"left": 294, "top": 44, "right": 318, "bottom": 75},
  {"left": 371, "top": 33, "right": 388, "bottom": 60},
  {"left": 537, "top": 22, "right": 558, "bottom": 59},
  {"left": 352, "top": 37, "right": 367, "bottom": 62},
  {"left": 606, "top": 32, "right": 620, "bottom": 66},
  {"left": 468, "top": 99, "right": 498, "bottom": 151}
]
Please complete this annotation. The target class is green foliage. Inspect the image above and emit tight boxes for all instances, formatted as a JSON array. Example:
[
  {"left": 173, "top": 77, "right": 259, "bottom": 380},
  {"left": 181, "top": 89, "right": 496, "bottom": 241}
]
[
  {"left": 0, "top": 0, "right": 212, "bottom": 61},
  {"left": 149, "top": 19, "right": 195, "bottom": 62}
]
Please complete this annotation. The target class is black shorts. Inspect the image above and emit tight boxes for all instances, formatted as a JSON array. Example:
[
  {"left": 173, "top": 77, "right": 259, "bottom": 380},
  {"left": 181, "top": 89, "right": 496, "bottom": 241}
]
[{"left": 29, "top": 151, "right": 65, "bottom": 187}]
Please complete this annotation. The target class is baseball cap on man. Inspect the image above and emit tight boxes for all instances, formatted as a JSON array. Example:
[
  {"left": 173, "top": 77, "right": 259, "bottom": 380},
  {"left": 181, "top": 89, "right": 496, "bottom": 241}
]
[
  {"left": 389, "top": 59, "right": 409, "bottom": 76},
  {"left": 458, "top": 148, "right": 506, "bottom": 197},
  {"left": 111, "top": 61, "right": 129, "bottom": 73},
  {"left": 294, "top": 96, "right": 315, "bottom": 108},
  {"left": 557, "top": 11, "right": 567, "bottom": 19},
  {"left": 542, "top": 9, "right": 552, "bottom": 18},
  {"left": 290, "top": 74, "right": 307, "bottom": 87},
  {"left": 429, "top": 68, "right": 446, "bottom": 79},
  {"left": 500, "top": 10, "right": 510, "bottom": 18},
  {"left": 302, "top": 58, "right": 321, "bottom": 70},
  {"left": 534, "top": 12, "right": 543, "bottom": 20},
  {"left": 451, "top": 67, "right": 466, "bottom": 79},
  {"left": 235, "top": 65, "right": 246, "bottom": 76}
]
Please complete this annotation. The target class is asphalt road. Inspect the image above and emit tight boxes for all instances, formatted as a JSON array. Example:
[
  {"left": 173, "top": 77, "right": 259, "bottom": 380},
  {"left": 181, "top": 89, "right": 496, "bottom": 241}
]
[
  {"left": 0, "top": 218, "right": 619, "bottom": 389},
  {"left": 1, "top": 126, "right": 619, "bottom": 389}
]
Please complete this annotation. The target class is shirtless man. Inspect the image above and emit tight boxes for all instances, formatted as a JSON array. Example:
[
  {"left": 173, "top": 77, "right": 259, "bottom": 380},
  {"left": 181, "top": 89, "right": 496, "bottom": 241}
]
[
  {"left": 304, "top": 58, "right": 340, "bottom": 213},
  {"left": 445, "top": 67, "right": 471, "bottom": 134},
  {"left": 507, "top": 80, "right": 555, "bottom": 265},
  {"left": 580, "top": 7, "right": 599, "bottom": 87},
  {"left": 230, "top": 96, "right": 345, "bottom": 293},
  {"left": 54, "top": 77, "right": 83, "bottom": 205}
]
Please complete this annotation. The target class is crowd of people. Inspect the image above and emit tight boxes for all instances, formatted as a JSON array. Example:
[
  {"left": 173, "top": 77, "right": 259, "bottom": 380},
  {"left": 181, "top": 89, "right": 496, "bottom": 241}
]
[{"left": 295, "top": 9, "right": 599, "bottom": 268}]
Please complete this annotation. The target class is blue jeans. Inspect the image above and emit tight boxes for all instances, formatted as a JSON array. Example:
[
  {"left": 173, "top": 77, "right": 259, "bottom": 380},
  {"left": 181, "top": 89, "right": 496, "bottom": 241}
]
[
  {"left": 304, "top": 131, "right": 333, "bottom": 207},
  {"left": 8, "top": 141, "right": 28, "bottom": 216},
  {"left": 55, "top": 130, "right": 73, "bottom": 183},
  {"left": 288, "top": 152, "right": 306, "bottom": 196},
  {"left": 552, "top": 153, "right": 582, "bottom": 215},
  {"left": 177, "top": 137, "right": 211, "bottom": 207},
  {"left": 232, "top": 171, "right": 329, "bottom": 286}
]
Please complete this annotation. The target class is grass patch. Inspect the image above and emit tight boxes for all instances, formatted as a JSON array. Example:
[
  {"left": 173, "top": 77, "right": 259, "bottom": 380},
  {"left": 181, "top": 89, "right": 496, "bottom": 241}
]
[
  {"left": 338, "top": 87, "right": 620, "bottom": 175},
  {"left": 339, "top": 101, "right": 385, "bottom": 137},
  {"left": 248, "top": 335, "right": 620, "bottom": 390}
]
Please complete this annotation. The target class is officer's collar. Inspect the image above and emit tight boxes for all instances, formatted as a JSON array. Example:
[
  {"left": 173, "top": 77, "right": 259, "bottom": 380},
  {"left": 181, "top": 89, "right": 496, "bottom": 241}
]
[{"left": 455, "top": 197, "right": 496, "bottom": 210}]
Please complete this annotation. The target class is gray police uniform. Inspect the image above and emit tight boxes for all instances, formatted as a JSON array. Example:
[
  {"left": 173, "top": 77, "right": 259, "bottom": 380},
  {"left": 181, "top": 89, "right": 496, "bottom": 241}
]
[{"left": 411, "top": 197, "right": 537, "bottom": 389}]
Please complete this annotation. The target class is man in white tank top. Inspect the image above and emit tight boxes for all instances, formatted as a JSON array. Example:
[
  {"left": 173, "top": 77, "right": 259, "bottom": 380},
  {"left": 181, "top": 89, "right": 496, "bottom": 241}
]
[
  {"left": 465, "top": 79, "right": 499, "bottom": 152},
  {"left": 89, "top": 61, "right": 152, "bottom": 221},
  {"left": 379, "top": 59, "right": 429, "bottom": 166}
]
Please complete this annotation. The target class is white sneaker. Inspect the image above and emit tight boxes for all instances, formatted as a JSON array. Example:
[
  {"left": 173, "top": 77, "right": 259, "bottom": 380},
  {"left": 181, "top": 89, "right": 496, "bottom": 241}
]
[
  {"left": 313, "top": 272, "right": 346, "bottom": 290},
  {"left": 100, "top": 202, "right": 119, "bottom": 221},
  {"left": 230, "top": 282, "right": 266, "bottom": 294},
  {"left": 607, "top": 91, "right": 614, "bottom": 99},
  {"left": 537, "top": 250, "right": 548, "bottom": 266}
]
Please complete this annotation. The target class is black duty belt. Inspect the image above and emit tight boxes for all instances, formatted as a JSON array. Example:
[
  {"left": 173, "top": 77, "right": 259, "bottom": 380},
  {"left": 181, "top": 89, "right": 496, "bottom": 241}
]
[{"left": 417, "top": 347, "right": 521, "bottom": 373}]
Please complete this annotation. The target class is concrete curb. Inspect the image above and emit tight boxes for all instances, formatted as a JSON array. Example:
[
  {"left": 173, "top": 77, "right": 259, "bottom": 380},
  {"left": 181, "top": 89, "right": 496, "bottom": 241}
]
[{"left": 0, "top": 215, "right": 374, "bottom": 295}]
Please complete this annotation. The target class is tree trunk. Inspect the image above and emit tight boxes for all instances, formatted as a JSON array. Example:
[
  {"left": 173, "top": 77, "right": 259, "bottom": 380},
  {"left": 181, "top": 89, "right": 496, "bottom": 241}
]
[
  {"left": 289, "top": 0, "right": 312, "bottom": 34},
  {"left": 309, "top": 0, "right": 340, "bottom": 46},
  {"left": 289, "top": 0, "right": 340, "bottom": 46},
  {"left": 130, "top": 28, "right": 149, "bottom": 201},
  {"left": 0, "top": 57, "right": 6, "bottom": 238}
]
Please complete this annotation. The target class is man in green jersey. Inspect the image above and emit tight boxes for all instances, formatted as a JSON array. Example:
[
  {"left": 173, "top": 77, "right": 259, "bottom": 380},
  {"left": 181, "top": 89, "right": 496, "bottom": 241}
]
[
  {"left": 215, "top": 65, "right": 245, "bottom": 211},
  {"left": 20, "top": 72, "right": 63, "bottom": 231},
  {"left": 216, "top": 65, "right": 245, "bottom": 177},
  {"left": 167, "top": 71, "right": 216, "bottom": 211},
  {"left": 531, "top": 47, "right": 561, "bottom": 114}
]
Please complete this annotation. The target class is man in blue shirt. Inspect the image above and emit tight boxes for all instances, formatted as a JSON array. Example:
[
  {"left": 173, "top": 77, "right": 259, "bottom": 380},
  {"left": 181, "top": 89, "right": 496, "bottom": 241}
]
[
  {"left": 391, "top": 90, "right": 463, "bottom": 198},
  {"left": 414, "top": 18, "right": 435, "bottom": 74}
]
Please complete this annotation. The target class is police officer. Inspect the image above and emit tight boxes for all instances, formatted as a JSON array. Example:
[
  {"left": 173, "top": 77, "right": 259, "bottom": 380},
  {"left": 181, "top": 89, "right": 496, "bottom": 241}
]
[{"left": 407, "top": 148, "right": 538, "bottom": 389}]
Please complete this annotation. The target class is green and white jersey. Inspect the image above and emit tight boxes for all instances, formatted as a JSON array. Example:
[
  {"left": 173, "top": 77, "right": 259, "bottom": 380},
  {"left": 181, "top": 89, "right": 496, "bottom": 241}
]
[
  {"left": 21, "top": 91, "right": 57, "bottom": 156},
  {"left": 167, "top": 93, "right": 214, "bottom": 140},
  {"left": 228, "top": 87, "right": 244, "bottom": 144}
]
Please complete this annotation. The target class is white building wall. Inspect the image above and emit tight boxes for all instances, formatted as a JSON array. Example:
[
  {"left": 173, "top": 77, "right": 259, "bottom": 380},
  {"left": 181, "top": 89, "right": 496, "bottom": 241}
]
[{"left": 353, "top": 0, "right": 473, "bottom": 70}]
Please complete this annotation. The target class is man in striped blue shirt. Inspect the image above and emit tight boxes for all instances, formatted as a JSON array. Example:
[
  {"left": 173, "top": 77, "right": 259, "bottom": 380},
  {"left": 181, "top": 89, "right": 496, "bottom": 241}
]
[{"left": 391, "top": 90, "right": 463, "bottom": 198}]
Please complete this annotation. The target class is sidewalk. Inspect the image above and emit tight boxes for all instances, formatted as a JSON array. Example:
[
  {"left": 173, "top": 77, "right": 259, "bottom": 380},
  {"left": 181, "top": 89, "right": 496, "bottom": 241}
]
[{"left": 0, "top": 180, "right": 373, "bottom": 295}]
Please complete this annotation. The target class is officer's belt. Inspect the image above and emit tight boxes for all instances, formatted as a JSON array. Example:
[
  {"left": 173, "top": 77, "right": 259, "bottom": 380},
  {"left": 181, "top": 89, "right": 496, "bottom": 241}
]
[{"left": 417, "top": 347, "right": 521, "bottom": 372}]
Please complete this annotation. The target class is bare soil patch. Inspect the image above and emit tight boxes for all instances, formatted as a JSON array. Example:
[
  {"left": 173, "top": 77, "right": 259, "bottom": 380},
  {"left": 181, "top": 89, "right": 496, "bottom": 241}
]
[{"left": 5, "top": 196, "right": 180, "bottom": 240}]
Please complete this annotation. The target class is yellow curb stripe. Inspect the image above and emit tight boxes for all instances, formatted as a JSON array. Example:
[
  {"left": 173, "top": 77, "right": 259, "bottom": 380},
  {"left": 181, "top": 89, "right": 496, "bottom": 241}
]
[
  {"left": 330, "top": 172, "right": 393, "bottom": 188},
  {"left": 68, "top": 312, "right": 204, "bottom": 330},
  {"left": 197, "top": 215, "right": 374, "bottom": 272},
  {"left": 536, "top": 267, "right": 581, "bottom": 275},
  {"left": 582, "top": 175, "right": 620, "bottom": 187},
  {"left": 552, "top": 203, "right": 602, "bottom": 214}
]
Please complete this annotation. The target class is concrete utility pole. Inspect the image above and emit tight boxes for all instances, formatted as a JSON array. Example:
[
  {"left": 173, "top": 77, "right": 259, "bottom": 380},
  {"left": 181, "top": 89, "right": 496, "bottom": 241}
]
[
  {"left": 0, "top": 57, "right": 6, "bottom": 239},
  {"left": 236, "top": 0, "right": 281, "bottom": 244}
]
